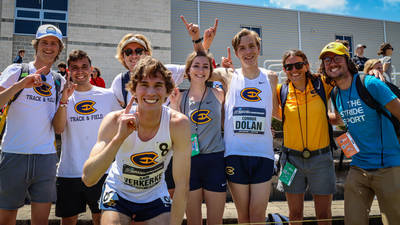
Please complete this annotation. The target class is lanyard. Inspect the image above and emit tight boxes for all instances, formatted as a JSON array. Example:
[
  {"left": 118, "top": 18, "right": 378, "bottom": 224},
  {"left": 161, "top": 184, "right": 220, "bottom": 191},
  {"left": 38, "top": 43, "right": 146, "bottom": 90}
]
[
  {"left": 183, "top": 87, "right": 207, "bottom": 134},
  {"left": 338, "top": 78, "right": 353, "bottom": 130},
  {"left": 293, "top": 82, "right": 308, "bottom": 150}
]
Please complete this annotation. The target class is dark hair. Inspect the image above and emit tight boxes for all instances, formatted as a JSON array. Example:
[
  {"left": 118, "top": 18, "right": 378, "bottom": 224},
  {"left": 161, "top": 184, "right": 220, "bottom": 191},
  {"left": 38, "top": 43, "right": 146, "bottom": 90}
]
[
  {"left": 281, "top": 49, "right": 314, "bottom": 83},
  {"left": 126, "top": 56, "right": 175, "bottom": 95},
  {"left": 18, "top": 49, "right": 25, "bottom": 54},
  {"left": 335, "top": 39, "right": 350, "bottom": 49},
  {"left": 57, "top": 62, "right": 67, "bottom": 69},
  {"left": 184, "top": 51, "right": 214, "bottom": 82},
  {"left": 93, "top": 67, "right": 101, "bottom": 77},
  {"left": 67, "top": 50, "right": 92, "bottom": 67},
  {"left": 319, "top": 55, "right": 358, "bottom": 84},
  {"left": 377, "top": 42, "right": 393, "bottom": 56}
]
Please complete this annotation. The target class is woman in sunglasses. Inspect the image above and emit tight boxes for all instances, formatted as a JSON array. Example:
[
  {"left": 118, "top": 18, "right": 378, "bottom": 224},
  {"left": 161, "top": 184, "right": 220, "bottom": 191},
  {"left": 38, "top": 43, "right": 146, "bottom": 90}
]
[
  {"left": 276, "top": 49, "right": 336, "bottom": 225},
  {"left": 111, "top": 33, "right": 185, "bottom": 108},
  {"left": 377, "top": 42, "right": 394, "bottom": 83}
]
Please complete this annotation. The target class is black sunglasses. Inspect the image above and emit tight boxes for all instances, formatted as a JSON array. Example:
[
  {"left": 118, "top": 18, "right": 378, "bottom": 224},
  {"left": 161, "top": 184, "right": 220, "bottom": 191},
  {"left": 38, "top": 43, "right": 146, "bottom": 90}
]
[
  {"left": 124, "top": 48, "right": 145, "bottom": 56},
  {"left": 284, "top": 62, "right": 305, "bottom": 71}
]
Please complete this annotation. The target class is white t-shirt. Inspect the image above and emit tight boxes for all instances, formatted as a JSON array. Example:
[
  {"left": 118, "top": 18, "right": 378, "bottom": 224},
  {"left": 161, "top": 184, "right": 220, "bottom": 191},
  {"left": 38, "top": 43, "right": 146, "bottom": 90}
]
[
  {"left": 105, "top": 106, "right": 173, "bottom": 203},
  {"left": 0, "top": 62, "right": 65, "bottom": 154},
  {"left": 224, "top": 68, "right": 274, "bottom": 160},
  {"left": 110, "top": 64, "right": 185, "bottom": 106},
  {"left": 57, "top": 86, "right": 122, "bottom": 177}
]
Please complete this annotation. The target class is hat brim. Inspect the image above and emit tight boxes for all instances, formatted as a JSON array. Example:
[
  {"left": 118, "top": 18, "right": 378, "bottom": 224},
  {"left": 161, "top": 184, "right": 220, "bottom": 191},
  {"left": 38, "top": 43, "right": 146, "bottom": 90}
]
[
  {"left": 121, "top": 37, "right": 147, "bottom": 50},
  {"left": 319, "top": 49, "right": 349, "bottom": 59},
  {"left": 37, "top": 33, "right": 63, "bottom": 41}
]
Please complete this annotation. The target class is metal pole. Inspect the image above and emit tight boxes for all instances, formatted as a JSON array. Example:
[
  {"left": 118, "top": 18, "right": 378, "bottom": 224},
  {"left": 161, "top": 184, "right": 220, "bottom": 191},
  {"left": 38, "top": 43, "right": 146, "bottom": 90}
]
[
  {"left": 298, "top": 11, "right": 302, "bottom": 50},
  {"left": 383, "top": 20, "right": 387, "bottom": 42},
  {"left": 197, "top": 0, "right": 201, "bottom": 29}
]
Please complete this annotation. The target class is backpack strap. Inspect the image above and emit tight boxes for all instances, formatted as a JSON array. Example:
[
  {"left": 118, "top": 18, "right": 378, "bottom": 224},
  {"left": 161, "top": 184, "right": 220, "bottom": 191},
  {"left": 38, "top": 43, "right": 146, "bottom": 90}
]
[
  {"left": 10, "top": 63, "right": 29, "bottom": 104},
  {"left": 310, "top": 76, "right": 337, "bottom": 150},
  {"left": 51, "top": 72, "right": 62, "bottom": 105},
  {"left": 121, "top": 71, "right": 131, "bottom": 108},
  {"left": 279, "top": 83, "right": 289, "bottom": 126}
]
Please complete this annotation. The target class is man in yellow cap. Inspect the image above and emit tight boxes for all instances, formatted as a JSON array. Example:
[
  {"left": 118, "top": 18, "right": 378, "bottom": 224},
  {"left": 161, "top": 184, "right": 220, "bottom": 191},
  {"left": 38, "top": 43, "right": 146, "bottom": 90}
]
[{"left": 319, "top": 42, "right": 400, "bottom": 225}]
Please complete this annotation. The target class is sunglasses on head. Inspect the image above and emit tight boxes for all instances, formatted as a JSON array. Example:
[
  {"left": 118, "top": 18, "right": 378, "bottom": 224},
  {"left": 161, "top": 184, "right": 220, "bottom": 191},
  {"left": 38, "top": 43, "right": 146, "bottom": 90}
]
[
  {"left": 284, "top": 62, "right": 305, "bottom": 71},
  {"left": 124, "top": 48, "right": 145, "bottom": 56}
]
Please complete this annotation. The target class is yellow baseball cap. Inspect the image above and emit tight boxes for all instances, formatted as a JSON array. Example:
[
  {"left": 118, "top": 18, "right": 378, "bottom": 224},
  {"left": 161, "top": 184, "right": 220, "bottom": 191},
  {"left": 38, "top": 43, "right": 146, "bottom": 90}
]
[{"left": 319, "top": 42, "right": 350, "bottom": 59}]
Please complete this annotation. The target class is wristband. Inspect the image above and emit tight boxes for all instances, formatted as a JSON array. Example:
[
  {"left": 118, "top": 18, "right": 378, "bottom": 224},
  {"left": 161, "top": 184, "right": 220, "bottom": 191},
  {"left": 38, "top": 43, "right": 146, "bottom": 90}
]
[
  {"left": 59, "top": 103, "right": 67, "bottom": 108},
  {"left": 192, "top": 37, "right": 203, "bottom": 44},
  {"left": 59, "top": 100, "right": 68, "bottom": 105}
]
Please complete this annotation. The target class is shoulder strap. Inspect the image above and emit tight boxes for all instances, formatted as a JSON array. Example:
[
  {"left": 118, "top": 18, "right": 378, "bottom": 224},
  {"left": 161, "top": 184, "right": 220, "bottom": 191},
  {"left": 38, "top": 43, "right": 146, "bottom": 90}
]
[
  {"left": 332, "top": 87, "right": 339, "bottom": 112},
  {"left": 121, "top": 71, "right": 131, "bottom": 108},
  {"left": 51, "top": 72, "right": 62, "bottom": 105},
  {"left": 9, "top": 63, "right": 29, "bottom": 104},
  {"left": 279, "top": 83, "right": 289, "bottom": 126},
  {"left": 311, "top": 76, "right": 337, "bottom": 150}
]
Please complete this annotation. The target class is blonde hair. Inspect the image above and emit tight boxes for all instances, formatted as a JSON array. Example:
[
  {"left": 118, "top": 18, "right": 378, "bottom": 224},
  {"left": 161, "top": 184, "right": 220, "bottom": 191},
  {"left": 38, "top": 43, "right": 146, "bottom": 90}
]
[
  {"left": 115, "top": 33, "right": 153, "bottom": 70},
  {"left": 363, "top": 59, "right": 381, "bottom": 74},
  {"left": 231, "top": 29, "right": 261, "bottom": 52}
]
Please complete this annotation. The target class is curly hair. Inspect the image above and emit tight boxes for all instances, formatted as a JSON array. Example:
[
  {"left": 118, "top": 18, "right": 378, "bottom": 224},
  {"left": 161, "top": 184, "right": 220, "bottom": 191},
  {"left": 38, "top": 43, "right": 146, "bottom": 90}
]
[{"left": 126, "top": 56, "right": 175, "bottom": 96}]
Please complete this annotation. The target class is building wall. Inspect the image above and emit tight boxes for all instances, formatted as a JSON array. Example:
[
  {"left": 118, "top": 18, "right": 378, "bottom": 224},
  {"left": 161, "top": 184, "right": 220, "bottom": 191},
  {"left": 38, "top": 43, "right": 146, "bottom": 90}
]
[
  {"left": 172, "top": 0, "right": 299, "bottom": 68},
  {"left": 300, "top": 12, "right": 385, "bottom": 71},
  {"left": 171, "top": 0, "right": 399, "bottom": 76},
  {"left": 1, "top": 0, "right": 172, "bottom": 87}
]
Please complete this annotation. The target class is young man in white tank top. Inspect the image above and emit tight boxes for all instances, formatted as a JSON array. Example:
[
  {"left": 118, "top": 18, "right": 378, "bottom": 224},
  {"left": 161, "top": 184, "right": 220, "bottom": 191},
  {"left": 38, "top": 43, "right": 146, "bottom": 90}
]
[
  {"left": 82, "top": 56, "right": 191, "bottom": 225},
  {"left": 212, "top": 29, "right": 279, "bottom": 224}
]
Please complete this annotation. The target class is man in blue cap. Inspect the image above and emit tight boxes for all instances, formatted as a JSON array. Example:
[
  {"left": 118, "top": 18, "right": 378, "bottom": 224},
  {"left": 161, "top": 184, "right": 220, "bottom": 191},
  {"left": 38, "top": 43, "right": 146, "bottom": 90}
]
[{"left": 0, "top": 24, "right": 65, "bottom": 225}]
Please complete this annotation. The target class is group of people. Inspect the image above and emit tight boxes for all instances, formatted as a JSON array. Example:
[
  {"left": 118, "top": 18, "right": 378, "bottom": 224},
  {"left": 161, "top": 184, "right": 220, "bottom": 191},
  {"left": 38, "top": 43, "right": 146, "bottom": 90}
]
[
  {"left": 351, "top": 42, "right": 395, "bottom": 83},
  {"left": 0, "top": 16, "right": 399, "bottom": 225}
]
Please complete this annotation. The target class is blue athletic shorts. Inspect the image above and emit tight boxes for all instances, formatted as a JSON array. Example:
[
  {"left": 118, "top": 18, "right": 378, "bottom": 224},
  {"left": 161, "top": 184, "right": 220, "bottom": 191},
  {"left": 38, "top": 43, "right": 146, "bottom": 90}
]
[
  {"left": 190, "top": 151, "right": 226, "bottom": 192},
  {"left": 56, "top": 174, "right": 107, "bottom": 217},
  {"left": 225, "top": 155, "right": 274, "bottom": 184},
  {"left": 99, "top": 184, "right": 171, "bottom": 222}
]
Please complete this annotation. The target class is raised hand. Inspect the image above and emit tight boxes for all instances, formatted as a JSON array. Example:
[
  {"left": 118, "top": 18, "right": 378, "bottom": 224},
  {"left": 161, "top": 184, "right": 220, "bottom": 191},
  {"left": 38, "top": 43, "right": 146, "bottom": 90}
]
[
  {"left": 169, "top": 87, "right": 182, "bottom": 111},
  {"left": 117, "top": 97, "right": 138, "bottom": 140},
  {"left": 369, "top": 69, "right": 386, "bottom": 82},
  {"left": 19, "top": 66, "right": 47, "bottom": 89},
  {"left": 221, "top": 47, "right": 234, "bottom": 69},
  {"left": 60, "top": 71, "right": 76, "bottom": 102},
  {"left": 181, "top": 15, "right": 200, "bottom": 41},
  {"left": 203, "top": 18, "right": 218, "bottom": 51}
]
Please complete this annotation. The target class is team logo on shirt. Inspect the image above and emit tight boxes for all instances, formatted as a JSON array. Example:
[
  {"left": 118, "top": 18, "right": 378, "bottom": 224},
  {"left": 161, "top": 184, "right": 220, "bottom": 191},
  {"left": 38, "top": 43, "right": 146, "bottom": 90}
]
[
  {"left": 240, "top": 88, "right": 262, "bottom": 102},
  {"left": 75, "top": 100, "right": 97, "bottom": 115},
  {"left": 33, "top": 83, "right": 52, "bottom": 97},
  {"left": 130, "top": 152, "right": 159, "bottom": 167},
  {"left": 190, "top": 110, "right": 212, "bottom": 124}
]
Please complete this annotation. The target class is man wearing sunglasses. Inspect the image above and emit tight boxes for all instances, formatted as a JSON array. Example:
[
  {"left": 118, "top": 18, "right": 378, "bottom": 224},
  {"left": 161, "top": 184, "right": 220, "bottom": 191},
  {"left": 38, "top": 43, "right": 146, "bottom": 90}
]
[
  {"left": 320, "top": 42, "right": 400, "bottom": 225},
  {"left": 0, "top": 24, "right": 66, "bottom": 225}
]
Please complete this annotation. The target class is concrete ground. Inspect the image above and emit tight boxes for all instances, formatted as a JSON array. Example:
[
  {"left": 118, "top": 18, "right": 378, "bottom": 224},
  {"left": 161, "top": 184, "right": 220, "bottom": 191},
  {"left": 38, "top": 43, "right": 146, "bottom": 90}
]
[{"left": 16, "top": 200, "right": 382, "bottom": 225}]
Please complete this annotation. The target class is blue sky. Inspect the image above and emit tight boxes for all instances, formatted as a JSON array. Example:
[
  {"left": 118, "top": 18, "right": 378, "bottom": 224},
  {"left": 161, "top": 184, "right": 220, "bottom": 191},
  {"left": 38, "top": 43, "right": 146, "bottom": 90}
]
[{"left": 204, "top": 0, "right": 400, "bottom": 22}]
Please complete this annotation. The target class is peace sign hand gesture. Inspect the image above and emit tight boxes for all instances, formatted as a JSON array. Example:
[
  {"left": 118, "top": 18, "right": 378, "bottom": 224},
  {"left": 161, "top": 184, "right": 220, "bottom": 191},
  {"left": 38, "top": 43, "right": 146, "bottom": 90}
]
[
  {"left": 60, "top": 71, "right": 76, "bottom": 102},
  {"left": 117, "top": 97, "right": 138, "bottom": 140}
]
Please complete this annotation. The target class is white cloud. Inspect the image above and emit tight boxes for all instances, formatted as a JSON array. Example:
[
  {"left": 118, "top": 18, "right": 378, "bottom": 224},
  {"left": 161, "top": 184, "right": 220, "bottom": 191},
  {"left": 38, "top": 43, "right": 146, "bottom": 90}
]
[{"left": 269, "top": 0, "right": 348, "bottom": 13}]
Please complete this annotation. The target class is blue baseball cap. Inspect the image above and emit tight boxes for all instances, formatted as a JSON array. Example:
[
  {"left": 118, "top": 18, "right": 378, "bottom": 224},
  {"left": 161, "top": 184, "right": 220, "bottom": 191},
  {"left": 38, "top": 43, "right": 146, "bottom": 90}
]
[{"left": 36, "top": 24, "right": 63, "bottom": 41}]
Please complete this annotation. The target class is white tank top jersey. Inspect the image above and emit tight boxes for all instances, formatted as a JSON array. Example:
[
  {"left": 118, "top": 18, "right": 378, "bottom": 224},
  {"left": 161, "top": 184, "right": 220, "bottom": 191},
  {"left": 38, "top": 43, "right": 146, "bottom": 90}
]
[
  {"left": 57, "top": 86, "right": 121, "bottom": 177},
  {"left": 224, "top": 68, "right": 274, "bottom": 160},
  {"left": 0, "top": 62, "right": 66, "bottom": 154},
  {"left": 105, "top": 105, "right": 173, "bottom": 203}
]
